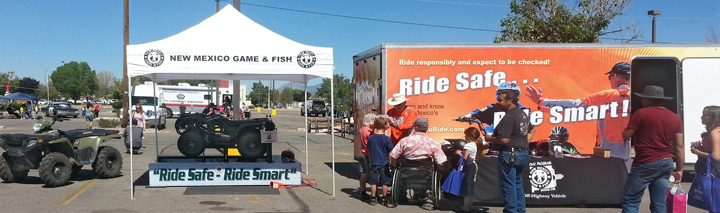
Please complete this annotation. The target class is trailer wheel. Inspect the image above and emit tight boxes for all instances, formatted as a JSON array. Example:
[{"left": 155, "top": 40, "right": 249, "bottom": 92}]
[{"left": 166, "top": 109, "right": 173, "bottom": 118}]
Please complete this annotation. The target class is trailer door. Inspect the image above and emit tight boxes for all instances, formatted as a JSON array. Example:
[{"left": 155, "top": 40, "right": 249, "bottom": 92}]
[
  {"left": 681, "top": 58, "right": 720, "bottom": 165},
  {"left": 630, "top": 57, "right": 681, "bottom": 114}
]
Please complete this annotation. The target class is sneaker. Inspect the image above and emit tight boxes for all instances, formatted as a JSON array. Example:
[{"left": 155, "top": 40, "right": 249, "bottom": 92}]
[
  {"left": 378, "top": 196, "right": 387, "bottom": 206},
  {"left": 369, "top": 197, "right": 378, "bottom": 206},
  {"left": 360, "top": 191, "right": 371, "bottom": 200}
]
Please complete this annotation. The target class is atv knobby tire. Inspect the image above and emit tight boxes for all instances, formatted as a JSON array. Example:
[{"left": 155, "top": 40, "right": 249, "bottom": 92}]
[
  {"left": 93, "top": 146, "right": 122, "bottom": 178},
  {"left": 0, "top": 153, "right": 28, "bottom": 183},
  {"left": 237, "top": 130, "right": 263, "bottom": 161},
  {"left": 178, "top": 131, "right": 206, "bottom": 157},
  {"left": 39, "top": 152, "right": 72, "bottom": 187}
]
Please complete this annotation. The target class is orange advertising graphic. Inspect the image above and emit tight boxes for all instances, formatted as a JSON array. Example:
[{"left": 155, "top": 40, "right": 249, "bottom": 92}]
[{"left": 383, "top": 47, "right": 718, "bottom": 154}]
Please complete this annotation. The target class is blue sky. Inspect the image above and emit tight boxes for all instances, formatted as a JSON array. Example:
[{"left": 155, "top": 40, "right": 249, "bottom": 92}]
[{"left": 1, "top": 0, "right": 718, "bottom": 89}]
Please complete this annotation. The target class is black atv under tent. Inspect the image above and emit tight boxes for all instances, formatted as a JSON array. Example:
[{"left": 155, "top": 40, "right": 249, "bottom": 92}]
[{"left": 125, "top": 5, "right": 336, "bottom": 198}]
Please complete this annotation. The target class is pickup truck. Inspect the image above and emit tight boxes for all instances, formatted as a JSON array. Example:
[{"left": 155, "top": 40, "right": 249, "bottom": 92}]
[{"left": 301, "top": 100, "right": 327, "bottom": 117}]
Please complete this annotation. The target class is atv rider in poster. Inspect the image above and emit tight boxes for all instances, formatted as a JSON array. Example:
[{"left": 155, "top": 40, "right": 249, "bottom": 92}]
[
  {"left": 462, "top": 82, "right": 535, "bottom": 152},
  {"left": 525, "top": 62, "right": 632, "bottom": 170}
]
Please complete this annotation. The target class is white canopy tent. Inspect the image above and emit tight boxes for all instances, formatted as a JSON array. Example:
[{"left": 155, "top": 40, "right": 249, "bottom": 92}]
[{"left": 126, "top": 5, "right": 336, "bottom": 197}]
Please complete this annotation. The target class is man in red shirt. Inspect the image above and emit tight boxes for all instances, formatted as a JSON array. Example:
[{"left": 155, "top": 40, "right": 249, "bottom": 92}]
[
  {"left": 621, "top": 85, "right": 684, "bottom": 213},
  {"left": 386, "top": 93, "right": 418, "bottom": 146}
]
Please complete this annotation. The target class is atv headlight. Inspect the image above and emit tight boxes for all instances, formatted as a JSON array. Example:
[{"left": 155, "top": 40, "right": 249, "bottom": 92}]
[
  {"left": 33, "top": 122, "right": 43, "bottom": 132},
  {"left": 27, "top": 139, "right": 38, "bottom": 148}
]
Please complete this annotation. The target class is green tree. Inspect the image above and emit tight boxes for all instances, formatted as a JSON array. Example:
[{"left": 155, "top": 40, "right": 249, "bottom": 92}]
[
  {"left": 248, "top": 81, "right": 268, "bottom": 106},
  {"left": 278, "top": 88, "right": 293, "bottom": 104},
  {"left": 15, "top": 77, "right": 40, "bottom": 95},
  {"left": 51, "top": 61, "right": 98, "bottom": 100},
  {"left": 316, "top": 74, "right": 353, "bottom": 113},
  {"left": 0, "top": 71, "right": 19, "bottom": 94},
  {"left": 495, "top": 0, "right": 637, "bottom": 43},
  {"left": 95, "top": 71, "right": 117, "bottom": 98},
  {"left": 131, "top": 76, "right": 151, "bottom": 86},
  {"left": 292, "top": 90, "right": 311, "bottom": 102}
]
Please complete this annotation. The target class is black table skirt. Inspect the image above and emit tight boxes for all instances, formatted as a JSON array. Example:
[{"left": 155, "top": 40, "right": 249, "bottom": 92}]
[{"left": 474, "top": 156, "right": 628, "bottom": 206}]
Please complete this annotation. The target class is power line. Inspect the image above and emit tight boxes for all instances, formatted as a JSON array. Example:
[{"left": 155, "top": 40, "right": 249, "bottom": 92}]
[
  {"left": 229, "top": 1, "right": 499, "bottom": 32},
  {"left": 223, "top": 1, "right": 659, "bottom": 43}
]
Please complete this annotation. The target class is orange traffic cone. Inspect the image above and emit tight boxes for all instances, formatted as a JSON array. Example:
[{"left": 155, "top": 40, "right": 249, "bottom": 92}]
[{"left": 270, "top": 181, "right": 285, "bottom": 189}]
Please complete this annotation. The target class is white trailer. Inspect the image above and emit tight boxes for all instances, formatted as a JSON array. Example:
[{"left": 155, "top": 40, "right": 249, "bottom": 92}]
[{"left": 353, "top": 44, "right": 720, "bottom": 170}]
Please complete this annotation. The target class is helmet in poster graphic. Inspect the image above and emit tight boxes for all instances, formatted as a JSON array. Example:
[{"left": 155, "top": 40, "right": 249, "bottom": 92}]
[
  {"left": 550, "top": 126, "right": 570, "bottom": 141},
  {"left": 496, "top": 82, "right": 521, "bottom": 97},
  {"left": 281, "top": 149, "right": 296, "bottom": 163}
]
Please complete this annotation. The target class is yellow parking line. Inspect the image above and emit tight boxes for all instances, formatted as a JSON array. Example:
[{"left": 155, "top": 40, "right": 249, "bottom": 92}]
[
  {"left": 248, "top": 194, "right": 259, "bottom": 203},
  {"left": 57, "top": 179, "right": 98, "bottom": 206},
  {"left": 57, "top": 154, "right": 130, "bottom": 206}
]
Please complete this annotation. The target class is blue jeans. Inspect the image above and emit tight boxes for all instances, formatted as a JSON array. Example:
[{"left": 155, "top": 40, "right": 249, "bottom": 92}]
[
  {"left": 621, "top": 158, "right": 673, "bottom": 213},
  {"left": 498, "top": 151, "right": 530, "bottom": 213}
]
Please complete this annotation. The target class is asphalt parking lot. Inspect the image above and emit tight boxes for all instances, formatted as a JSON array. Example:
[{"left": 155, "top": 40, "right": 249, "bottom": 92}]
[{"left": 0, "top": 106, "right": 707, "bottom": 212}]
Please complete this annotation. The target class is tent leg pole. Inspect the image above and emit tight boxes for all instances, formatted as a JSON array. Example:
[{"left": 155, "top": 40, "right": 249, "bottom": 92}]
[
  {"left": 331, "top": 78, "right": 335, "bottom": 197},
  {"left": 127, "top": 75, "right": 134, "bottom": 200},
  {"left": 304, "top": 82, "right": 308, "bottom": 175},
  {"left": 153, "top": 83, "right": 159, "bottom": 159}
]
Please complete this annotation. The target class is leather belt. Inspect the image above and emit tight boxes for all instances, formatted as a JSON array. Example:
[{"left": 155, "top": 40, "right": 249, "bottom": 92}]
[{"left": 502, "top": 147, "right": 529, "bottom": 152}]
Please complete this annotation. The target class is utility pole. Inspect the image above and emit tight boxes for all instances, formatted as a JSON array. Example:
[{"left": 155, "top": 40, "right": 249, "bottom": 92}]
[
  {"left": 232, "top": 0, "right": 242, "bottom": 119},
  {"left": 122, "top": 0, "right": 130, "bottom": 128},
  {"left": 267, "top": 81, "right": 271, "bottom": 108},
  {"left": 648, "top": 10, "right": 661, "bottom": 43},
  {"left": 43, "top": 68, "right": 50, "bottom": 101}
]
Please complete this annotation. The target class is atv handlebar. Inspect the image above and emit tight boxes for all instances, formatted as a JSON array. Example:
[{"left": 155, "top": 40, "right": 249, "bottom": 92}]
[{"left": 453, "top": 116, "right": 488, "bottom": 136}]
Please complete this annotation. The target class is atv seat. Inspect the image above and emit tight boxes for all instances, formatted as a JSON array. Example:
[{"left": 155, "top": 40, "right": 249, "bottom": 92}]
[
  {"left": 62, "top": 129, "right": 119, "bottom": 141},
  {"left": 220, "top": 119, "right": 262, "bottom": 127},
  {"left": 207, "top": 116, "right": 263, "bottom": 127}
]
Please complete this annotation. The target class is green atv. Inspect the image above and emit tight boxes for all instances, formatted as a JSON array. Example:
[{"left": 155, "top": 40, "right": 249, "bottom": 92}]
[{"left": 0, "top": 117, "right": 123, "bottom": 187}]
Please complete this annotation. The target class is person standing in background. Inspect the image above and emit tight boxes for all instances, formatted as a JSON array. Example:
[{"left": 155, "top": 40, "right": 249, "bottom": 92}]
[
  {"left": 354, "top": 113, "right": 377, "bottom": 200},
  {"left": 133, "top": 104, "right": 146, "bottom": 131},
  {"left": 179, "top": 101, "right": 187, "bottom": 115},
  {"left": 385, "top": 93, "right": 417, "bottom": 146},
  {"left": 621, "top": 85, "right": 684, "bottom": 213},
  {"left": 690, "top": 105, "right": 720, "bottom": 177},
  {"left": 484, "top": 89, "right": 534, "bottom": 213}
]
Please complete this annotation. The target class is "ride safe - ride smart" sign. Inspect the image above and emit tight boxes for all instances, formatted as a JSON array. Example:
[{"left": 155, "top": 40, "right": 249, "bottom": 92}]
[{"left": 148, "top": 161, "right": 302, "bottom": 186}]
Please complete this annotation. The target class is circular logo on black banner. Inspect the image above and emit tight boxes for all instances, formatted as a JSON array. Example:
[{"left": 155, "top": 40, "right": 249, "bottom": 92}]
[
  {"left": 529, "top": 166, "right": 553, "bottom": 190},
  {"left": 177, "top": 94, "right": 185, "bottom": 100},
  {"left": 144, "top": 49, "right": 165, "bottom": 67},
  {"left": 297, "top": 50, "right": 316, "bottom": 68}
]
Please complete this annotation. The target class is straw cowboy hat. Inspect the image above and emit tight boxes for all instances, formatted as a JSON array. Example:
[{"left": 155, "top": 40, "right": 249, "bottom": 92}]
[
  {"left": 634, "top": 85, "right": 673, "bottom": 100},
  {"left": 387, "top": 93, "right": 409, "bottom": 106}
]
